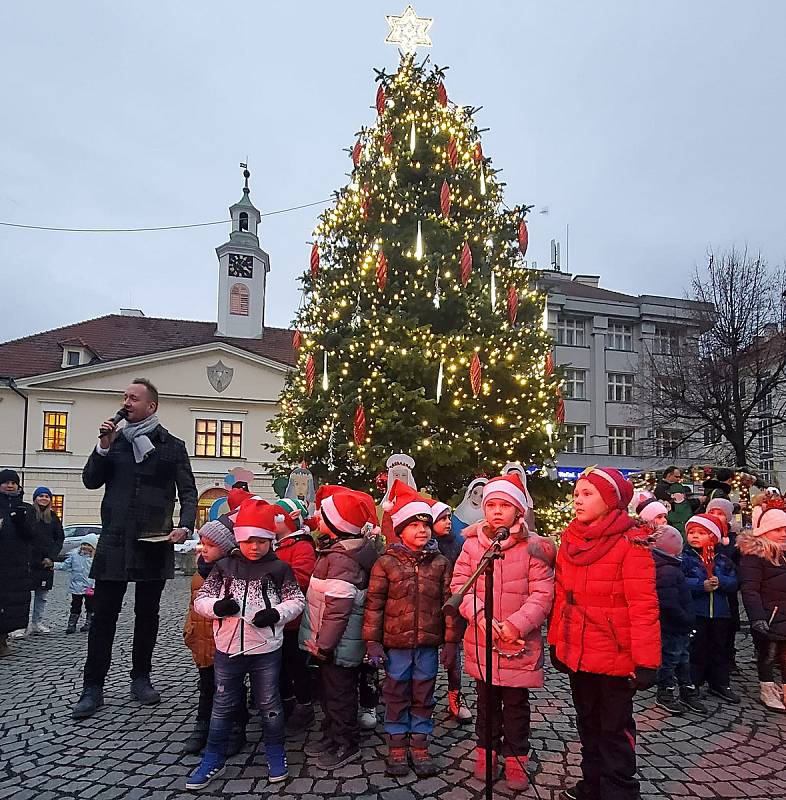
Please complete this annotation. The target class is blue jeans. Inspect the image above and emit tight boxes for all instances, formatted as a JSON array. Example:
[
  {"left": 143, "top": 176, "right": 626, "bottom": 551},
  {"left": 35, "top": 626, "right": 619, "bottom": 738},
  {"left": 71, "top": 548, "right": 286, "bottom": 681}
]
[
  {"left": 658, "top": 632, "right": 691, "bottom": 689},
  {"left": 383, "top": 646, "right": 438, "bottom": 737},
  {"left": 206, "top": 649, "right": 284, "bottom": 758},
  {"left": 31, "top": 588, "right": 49, "bottom": 625}
]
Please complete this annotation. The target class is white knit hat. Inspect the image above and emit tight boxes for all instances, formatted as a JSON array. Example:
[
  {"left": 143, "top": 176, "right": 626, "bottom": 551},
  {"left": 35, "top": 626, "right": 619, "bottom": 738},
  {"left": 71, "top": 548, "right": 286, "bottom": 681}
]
[
  {"left": 637, "top": 498, "right": 669, "bottom": 524},
  {"left": 752, "top": 506, "right": 786, "bottom": 538}
]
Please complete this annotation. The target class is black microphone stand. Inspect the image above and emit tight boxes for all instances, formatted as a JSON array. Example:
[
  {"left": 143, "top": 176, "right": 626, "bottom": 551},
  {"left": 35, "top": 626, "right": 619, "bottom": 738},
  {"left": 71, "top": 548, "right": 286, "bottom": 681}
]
[{"left": 444, "top": 533, "right": 507, "bottom": 800}]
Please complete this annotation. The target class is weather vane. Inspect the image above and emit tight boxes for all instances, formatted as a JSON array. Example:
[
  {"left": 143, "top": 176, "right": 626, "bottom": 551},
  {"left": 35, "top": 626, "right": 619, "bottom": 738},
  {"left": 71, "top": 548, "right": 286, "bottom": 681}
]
[{"left": 385, "top": 5, "right": 433, "bottom": 56}]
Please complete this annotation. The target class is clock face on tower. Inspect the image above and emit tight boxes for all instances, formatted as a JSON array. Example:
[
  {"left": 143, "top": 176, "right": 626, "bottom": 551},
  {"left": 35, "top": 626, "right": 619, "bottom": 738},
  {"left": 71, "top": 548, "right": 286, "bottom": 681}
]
[{"left": 228, "top": 253, "right": 253, "bottom": 278}]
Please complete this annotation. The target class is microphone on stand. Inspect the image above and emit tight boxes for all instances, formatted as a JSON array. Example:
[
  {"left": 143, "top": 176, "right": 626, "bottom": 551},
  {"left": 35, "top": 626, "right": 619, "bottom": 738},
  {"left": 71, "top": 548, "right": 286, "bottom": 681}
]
[
  {"left": 491, "top": 526, "right": 511, "bottom": 544},
  {"left": 98, "top": 407, "right": 129, "bottom": 438}
]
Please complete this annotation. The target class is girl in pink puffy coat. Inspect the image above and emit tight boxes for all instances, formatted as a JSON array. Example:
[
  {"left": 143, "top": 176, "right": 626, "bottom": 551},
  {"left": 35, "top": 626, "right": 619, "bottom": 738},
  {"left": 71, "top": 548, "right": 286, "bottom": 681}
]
[{"left": 451, "top": 474, "right": 555, "bottom": 792}]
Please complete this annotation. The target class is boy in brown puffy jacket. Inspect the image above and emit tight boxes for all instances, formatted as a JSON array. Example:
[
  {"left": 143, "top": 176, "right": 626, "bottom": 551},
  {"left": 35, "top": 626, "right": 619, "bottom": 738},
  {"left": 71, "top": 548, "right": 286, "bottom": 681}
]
[
  {"left": 182, "top": 519, "right": 247, "bottom": 756},
  {"left": 363, "top": 480, "right": 461, "bottom": 777}
]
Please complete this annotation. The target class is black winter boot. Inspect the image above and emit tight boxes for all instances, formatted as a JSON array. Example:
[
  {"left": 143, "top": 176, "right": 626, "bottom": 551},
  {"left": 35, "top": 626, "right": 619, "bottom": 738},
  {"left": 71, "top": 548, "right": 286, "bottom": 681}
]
[
  {"left": 72, "top": 685, "right": 104, "bottom": 719},
  {"left": 66, "top": 613, "right": 79, "bottom": 634},
  {"left": 130, "top": 675, "right": 161, "bottom": 705},
  {"left": 80, "top": 612, "right": 93, "bottom": 632},
  {"left": 182, "top": 720, "right": 210, "bottom": 755}
]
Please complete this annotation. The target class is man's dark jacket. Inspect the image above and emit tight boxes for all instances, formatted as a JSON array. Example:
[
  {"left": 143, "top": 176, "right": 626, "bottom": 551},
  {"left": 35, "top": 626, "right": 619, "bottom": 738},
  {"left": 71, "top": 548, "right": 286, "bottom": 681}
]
[{"left": 83, "top": 425, "right": 197, "bottom": 582}]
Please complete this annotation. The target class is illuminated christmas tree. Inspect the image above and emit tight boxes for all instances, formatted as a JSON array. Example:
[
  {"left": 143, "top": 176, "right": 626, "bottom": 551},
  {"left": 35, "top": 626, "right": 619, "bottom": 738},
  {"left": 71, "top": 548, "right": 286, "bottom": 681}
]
[{"left": 270, "top": 17, "right": 561, "bottom": 500}]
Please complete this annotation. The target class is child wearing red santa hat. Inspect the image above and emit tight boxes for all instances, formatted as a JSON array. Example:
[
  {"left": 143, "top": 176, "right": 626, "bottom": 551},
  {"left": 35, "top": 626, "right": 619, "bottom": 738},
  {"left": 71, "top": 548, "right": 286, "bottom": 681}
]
[
  {"left": 452, "top": 473, "right": 555, "bottom": 792},
  {"left": 549, "top": 466, "right": 660, "bottom": 800},
  {"left": 682, "top": 514, "right": 739, "bottom": 704},
  {"left": 299, "top": 485, "right": 380, "bottom": 770}
]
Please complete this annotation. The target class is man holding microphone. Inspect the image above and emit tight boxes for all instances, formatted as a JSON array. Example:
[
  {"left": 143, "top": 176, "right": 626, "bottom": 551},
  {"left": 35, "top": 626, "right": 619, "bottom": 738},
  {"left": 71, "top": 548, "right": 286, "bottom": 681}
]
[{"left": 73, "top": 378, "right": 197, "bottom": 719}]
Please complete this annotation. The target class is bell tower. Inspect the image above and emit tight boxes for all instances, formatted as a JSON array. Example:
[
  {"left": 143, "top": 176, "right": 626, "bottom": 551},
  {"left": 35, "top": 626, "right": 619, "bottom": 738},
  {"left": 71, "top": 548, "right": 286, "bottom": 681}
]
[{"left": 216, "top": 167, "right": 270, "bottom": 338}]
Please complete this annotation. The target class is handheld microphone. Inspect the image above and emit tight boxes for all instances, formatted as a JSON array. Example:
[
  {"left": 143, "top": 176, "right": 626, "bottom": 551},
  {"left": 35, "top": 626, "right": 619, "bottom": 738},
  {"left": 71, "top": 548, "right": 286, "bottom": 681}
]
[{"left": 98, "top": 407, "right": 129, "bottom": 437}]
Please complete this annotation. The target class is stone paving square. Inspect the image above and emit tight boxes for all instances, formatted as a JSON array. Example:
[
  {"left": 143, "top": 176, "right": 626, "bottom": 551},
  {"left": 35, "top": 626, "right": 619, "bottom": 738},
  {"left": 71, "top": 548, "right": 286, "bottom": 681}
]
[{"left": 2, "top": 573, "right": 786, "bottom": 799}]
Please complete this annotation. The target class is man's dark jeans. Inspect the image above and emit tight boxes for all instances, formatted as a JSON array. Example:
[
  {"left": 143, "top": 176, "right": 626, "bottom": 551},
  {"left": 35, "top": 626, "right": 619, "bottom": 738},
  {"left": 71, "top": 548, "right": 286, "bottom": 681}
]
[
  {"left": 83, "top": 579, "right": 165, "bottom": 687},
  {"left": 657, "top": 632, "right": 691, "bottom": 689},
  {"left": 206, "top": 649, "right": 285, "bottom": 757}
]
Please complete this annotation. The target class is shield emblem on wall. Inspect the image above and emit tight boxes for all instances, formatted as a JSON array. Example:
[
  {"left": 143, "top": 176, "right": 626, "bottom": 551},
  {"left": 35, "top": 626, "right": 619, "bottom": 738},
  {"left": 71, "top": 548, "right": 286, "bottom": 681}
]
[{"left": 207, "top": 360, "right": 234, "bottom": 393}]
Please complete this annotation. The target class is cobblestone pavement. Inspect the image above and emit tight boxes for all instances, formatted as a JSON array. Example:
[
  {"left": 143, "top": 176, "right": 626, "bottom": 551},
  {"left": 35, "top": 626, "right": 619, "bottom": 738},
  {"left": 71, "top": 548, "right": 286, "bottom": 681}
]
[{"left": 2, "top": 573, "right": 786, "bottom": 800}]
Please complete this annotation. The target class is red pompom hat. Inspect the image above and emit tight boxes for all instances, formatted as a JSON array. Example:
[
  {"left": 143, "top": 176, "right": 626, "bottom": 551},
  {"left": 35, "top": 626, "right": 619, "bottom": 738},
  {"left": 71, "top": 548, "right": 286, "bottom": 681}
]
[
  {"left": 686, "top": 513, "right": 729, "bottom": 545},
  {"left": 233, "top": 499, "right": 282, "bottom": 542},
  {"left": 382, "top": 479, "right": 433, "bottom": 534},
  {"left": 578, "top": 466, "right": 634, "bottom": 511},
  {"left": 316, "top": 485, "right": 378, "bottom": 537}
]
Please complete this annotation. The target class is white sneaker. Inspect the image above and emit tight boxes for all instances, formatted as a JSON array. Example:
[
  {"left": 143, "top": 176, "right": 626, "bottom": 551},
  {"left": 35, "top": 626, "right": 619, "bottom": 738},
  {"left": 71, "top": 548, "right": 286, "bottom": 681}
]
[
  {"left": 31, "top": 622, "right": 51, "bottom": 634},
  {"left": 358, "top": 707, "right": 378, "bottom": 730},
  {"left": 9, "top": 629, "right": 26, "bottom": 639}
]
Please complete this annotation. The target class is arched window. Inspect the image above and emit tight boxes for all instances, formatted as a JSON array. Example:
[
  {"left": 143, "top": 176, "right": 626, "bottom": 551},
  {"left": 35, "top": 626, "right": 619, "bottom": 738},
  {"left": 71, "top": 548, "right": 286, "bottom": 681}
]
[
  {"left": 238, "top": 212, "right": 249, "bottom": 232},
  {"left": 229, "top": 283, "right": 249, "bottom": 316}
]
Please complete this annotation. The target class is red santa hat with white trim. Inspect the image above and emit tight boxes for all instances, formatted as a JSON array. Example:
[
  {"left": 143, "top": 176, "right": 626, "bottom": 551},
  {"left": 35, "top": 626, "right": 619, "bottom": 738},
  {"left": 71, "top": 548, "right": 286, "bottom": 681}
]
[
  {"left": 482, "top": 474, "right": 530, "bottom": 515},
  {"left": 382, "top": 479, "right": 434, "bottom": 535},
  {"left": 316, "top": 484, "right": 379, "bottom": 537},
  {"left": 685, "top": 513, "right": 730, "bottom": 546},
  {"left": 233, "top": 499, "right": 283, "bottom": 542}
]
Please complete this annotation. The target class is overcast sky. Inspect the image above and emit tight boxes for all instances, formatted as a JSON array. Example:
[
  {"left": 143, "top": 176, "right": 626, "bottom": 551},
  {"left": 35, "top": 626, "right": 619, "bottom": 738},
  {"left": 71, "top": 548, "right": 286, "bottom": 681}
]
[{"left": 2, "top": 1, "right": 784, "bottom": 342}]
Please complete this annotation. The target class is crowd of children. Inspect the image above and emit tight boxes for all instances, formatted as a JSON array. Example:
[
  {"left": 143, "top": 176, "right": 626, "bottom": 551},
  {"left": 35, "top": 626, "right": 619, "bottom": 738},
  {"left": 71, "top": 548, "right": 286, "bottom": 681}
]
[{"left": 170, "top": 463, "right": 786, "bottom": 800}]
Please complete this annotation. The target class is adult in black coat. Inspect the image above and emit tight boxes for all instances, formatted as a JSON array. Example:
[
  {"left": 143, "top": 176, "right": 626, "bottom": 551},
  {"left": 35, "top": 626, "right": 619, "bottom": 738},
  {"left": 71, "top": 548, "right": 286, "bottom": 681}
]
[
  {"left": 0, "top": 469, "right": 33, "bottom": 656},
  {"left": 73, "top": 379, "right": 197, "bottom": 720},
  {"left": 27, "top": 487, "right": 65, "bottom": 634}
]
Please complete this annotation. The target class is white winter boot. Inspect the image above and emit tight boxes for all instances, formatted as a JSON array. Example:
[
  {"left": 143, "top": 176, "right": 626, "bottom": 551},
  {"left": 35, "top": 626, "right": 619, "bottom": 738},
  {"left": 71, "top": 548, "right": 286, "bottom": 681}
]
[{"left": 759, "top": 681, "right": 786, "bottom": 712}]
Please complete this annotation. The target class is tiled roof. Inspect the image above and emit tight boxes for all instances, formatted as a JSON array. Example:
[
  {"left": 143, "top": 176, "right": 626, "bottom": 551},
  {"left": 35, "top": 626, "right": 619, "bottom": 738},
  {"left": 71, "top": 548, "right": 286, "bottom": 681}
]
[
  {"left": 539, "top": 277, "right": 638, "bottom": 303},
  {"left": 0, "top": 315, "right": 295, "bottom": 379}
]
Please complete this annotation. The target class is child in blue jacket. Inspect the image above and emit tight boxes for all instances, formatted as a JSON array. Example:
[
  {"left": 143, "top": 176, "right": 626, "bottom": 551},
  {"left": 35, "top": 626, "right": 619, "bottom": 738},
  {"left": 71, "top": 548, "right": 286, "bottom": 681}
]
[
  {"left": 683, "top": 515, "right": 738, "bottom": 703},
  {"left": 54, "top": 534, "right": 97, "bottom": 633}
]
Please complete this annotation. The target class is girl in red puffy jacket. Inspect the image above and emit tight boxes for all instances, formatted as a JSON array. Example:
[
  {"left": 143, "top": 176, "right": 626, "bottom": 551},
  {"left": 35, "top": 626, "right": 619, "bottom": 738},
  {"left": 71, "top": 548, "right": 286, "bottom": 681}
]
[{"left": 548, "top": 467, "right": 660, "bottom": 800}]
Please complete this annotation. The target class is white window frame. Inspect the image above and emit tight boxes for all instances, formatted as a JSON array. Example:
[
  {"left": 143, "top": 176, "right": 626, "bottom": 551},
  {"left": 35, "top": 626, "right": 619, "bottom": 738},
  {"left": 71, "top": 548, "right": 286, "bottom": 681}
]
[
  {"left": 38, "top": 400, "right": 74, "bottom": 453},
  {"left": 654, "top": 428, "right": 682, "bottom": 459},
  {"left": 563, "top": 424, "right": 587, "bottom": 454},
  {"left": 608, "top": 426, "right": 635, "bottom": 457},
  {"left": 563, "top": 368, "right": 587, "bottom": 400},
  {"left": 606, "top": 322, "right": 633, "bottom": 351},
  {"left": 653, "top": 327, "right": 679, "bottom": 355},
  {"left": 556, "top": 317, "right": 586, "bottom": 347},
  {"left": 607, "top": 373, "right": 634, "bottom": 403}
]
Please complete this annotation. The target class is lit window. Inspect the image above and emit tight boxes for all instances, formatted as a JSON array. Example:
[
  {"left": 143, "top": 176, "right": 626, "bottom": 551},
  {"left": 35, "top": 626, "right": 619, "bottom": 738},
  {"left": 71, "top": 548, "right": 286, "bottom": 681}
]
[
  {"left": 43, "top": 412, "right": 68, "bottom": 451},
  {"left": 51, "top": 495, "right": 64, "bottom": 519},
  {"left": 608, "top": 426, "right": 635, "bottom": 456},
  {"left": 230, "top": 283, "right": 250, "bottom": 316},
  {"left": 607, "top": 373, "right": 634, "bottom": 403},
  {"left": 556, "top": 317, "right": 586, "bottom": 346},
  {"left": 606, "top": 322, "right": 633, "bottom": 351},
  {"left": 563, "top": 369, "right": 587, "bottom": 400},
  {"left": 220, "top": 421, "right": 242, "bottom": 458},
  {"left": 563, "top": 424, "right": 586, "bottom": 454},
  {"left": 195, "top": 419, "right": 218, "bottom": 457}
]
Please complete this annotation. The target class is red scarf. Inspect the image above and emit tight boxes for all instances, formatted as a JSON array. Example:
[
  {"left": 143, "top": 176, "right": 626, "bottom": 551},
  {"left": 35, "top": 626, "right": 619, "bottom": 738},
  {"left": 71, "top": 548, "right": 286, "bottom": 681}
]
[{"left": 561, "top": 509, "right": 637, "bottom": 566}]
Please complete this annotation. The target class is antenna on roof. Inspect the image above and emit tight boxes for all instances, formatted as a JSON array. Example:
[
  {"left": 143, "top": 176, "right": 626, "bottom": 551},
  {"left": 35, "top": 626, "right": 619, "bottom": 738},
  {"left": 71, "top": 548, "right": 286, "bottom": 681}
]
[{"left": 550, "top": 239, "right": 561, "bottom": 271}]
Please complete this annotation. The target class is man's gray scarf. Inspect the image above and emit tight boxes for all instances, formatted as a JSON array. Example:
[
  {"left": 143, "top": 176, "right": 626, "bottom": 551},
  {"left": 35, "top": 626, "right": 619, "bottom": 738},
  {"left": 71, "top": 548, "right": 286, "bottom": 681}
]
[{"left": 122, "top": 414, "right": 160, "bottom": 463}]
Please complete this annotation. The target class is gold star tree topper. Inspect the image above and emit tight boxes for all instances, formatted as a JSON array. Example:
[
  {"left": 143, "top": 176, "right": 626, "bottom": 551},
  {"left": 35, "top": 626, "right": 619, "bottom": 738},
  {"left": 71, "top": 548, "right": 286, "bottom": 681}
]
[{"left": 385, "top": 5, "right": 433, "bottom": 55}]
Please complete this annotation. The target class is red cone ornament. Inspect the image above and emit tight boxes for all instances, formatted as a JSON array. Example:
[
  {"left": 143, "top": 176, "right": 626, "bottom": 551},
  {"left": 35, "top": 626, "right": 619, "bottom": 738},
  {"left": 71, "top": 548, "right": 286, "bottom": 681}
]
[
  {"left": 292, "top": 329, "right": 302, "bottom": 351},
  {"left": 469, "top": 353, "right": 482, "bottom": 397},
  {"left": 353, "top": 403, "right": 367, "bottom": 445},
  {"left": 507, "top": 285, "right": 518, "bottom": 326},
  {"left": 473, "top": 142, "right": 483, "bottom": 164},
  {"left": 352, "top": 139, "right": 362, "bottom": 166},
  {"left": 545, "top": 352, "right": 554, "bottom": 375},
  {"left": 440, "top": 180, "right": 451, "bottom": 218},
  {"left": 305, "top": 354, "right": 315, "bottom": 397},
  {"left": 437, "top": 80, "right": 448, "bottom": 107},
  {"left": 556, "top": 392, "right": 565, "bottom": 424},
  {"left": 384, "top": 130, "right": 393, "bottom": 155},
  {"left": 361, "top": 195, "right": 370, "bottom": 219},
  {"left": 461, "top": 242, "right": 473, "bottom": 287},
  {"left": 376, "top": 250, "right": 388, "bottom": 291},
  {"left": 376, "top": 85, "right": 386, "bottom": 115},
  {"left": 518, "top": 220, "right": 529, "bottom": 256},
  {"left": 310, "top": 243, "right": 320, "bottom": 278},
  {"left": 447, "top": 137, "right": 458, "bottom": 170}
]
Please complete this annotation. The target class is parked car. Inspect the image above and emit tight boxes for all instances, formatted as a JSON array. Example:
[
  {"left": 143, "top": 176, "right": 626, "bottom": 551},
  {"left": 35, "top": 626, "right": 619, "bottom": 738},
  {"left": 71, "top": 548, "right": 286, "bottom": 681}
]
[{"left": 58, "top": 524, "right": 102, "bottom": 560}]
